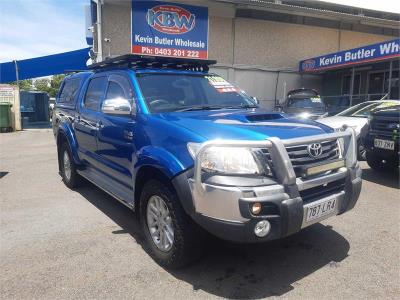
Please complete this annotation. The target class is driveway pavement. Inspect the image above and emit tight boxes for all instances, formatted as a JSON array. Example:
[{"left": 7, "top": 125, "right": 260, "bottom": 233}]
[{"left": 1, "top": 129, "right": 399, "bottom": 299}]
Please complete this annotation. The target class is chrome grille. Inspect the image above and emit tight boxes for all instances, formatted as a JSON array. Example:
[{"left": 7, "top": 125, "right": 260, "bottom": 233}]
[
  {"left": 300, "top": 178, "right": 346, "bottom": 204},
  {"left": 262, "top": 139, "right": 340, "bottom": 177}
]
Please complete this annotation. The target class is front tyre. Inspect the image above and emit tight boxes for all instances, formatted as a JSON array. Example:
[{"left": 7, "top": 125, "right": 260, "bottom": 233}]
[
  {"left": 59, "top": 143, "right": 81, "bottom": 188},
  {"left": 140, "top": 180, "right": 204, "bottom": 269}
]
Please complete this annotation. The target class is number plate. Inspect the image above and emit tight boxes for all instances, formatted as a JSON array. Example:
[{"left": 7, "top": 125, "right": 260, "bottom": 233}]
[
  {"left": 374, "top": 139, "right": 395, "bottom": 150},
  {"left": 305, "top": 196, "right": 337, "bottom": 223}
]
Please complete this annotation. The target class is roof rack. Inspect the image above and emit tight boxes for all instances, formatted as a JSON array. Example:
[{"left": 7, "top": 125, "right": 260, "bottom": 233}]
[
  {"left": 64, "top": 70, "right": 89, "bottom": 74},
  {"left": 88, "top": 54, "right": 217, "bottom": 72}
]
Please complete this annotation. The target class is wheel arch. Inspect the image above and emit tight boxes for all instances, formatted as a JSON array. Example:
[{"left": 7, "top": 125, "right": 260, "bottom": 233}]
[
  {"left": 133, "top": 164, "right": 194, "bottom": 217},
  {"left": 56, "top": 124, "right": 82, "bottom": 168},
  {"left": 134, "top": 165, "right": 174, "bottom": 213}
]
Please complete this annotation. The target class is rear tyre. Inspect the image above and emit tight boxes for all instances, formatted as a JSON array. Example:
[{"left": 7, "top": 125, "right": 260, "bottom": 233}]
[
  {"left": 366, "top": 151, "right": 397, "bottom": 172},
  {"left": 140, "top": 179, "right": 204, "bottom": 269},
  {"left": 59, "top": 142, "right": 81, "bottom": 188}
]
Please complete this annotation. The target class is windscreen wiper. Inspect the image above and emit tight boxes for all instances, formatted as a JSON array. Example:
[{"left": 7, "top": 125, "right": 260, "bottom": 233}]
[
  {"left": 175, "top": 105, "right": 226, "bottom": 112},
  {"left": 224, "top": 104, "right": 258, "bottom": 109},
  {"left": 176, "top": 103, "right": 258, "bottom": 112}
]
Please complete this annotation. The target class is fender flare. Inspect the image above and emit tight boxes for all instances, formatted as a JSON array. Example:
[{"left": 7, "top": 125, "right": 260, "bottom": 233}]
[
  {"left": 135, "top": 146, "right": 185, "bottom": 178},
  {"left": 57, "top": 123, "right": 82, "bottom": 165},
  {"left": 134, "top": 146, "right": 194, "bottom": 215}
]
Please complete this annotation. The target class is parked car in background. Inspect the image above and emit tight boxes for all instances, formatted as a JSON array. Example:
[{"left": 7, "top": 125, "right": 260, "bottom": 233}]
[
  {"left": 317, "top": 100, "right": 400, "bottom": 160},
  {"left": 49, "top": 98, "right": 55, "bottom": 120},
  {"left": 277, "top": 88, "right": 327, "bottom": 120},
  {"left": 365, "top": 104, "right": 400, "bottom": 172},
  {"left": 53, "top": 55, "right": 361, "bottom": 268}
]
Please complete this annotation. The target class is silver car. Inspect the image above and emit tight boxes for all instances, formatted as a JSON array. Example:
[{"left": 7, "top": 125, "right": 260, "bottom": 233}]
[{"left": 317, "top": 100, "right": 400, "bottom": 160}]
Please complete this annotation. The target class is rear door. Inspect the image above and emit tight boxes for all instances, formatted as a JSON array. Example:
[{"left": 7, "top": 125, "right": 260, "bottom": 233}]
[
  {"left": 75, "top": 75, "right": 107, "bottom": 165},
  {"left": 96, "top": 73, "right": 137, "bottom": 189}
]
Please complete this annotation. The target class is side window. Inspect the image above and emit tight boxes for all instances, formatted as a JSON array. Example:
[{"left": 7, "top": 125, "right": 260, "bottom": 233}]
[
  {"left": 104, "top": 75, "right": 137, "bottom": 114},
  {"left": 58, "top": 78, "right": 80, "bottom": 103},
  {"left": 105, "top": 82, "right": 126, "bottom": 99},
  {"left": 342, "top": 74, "right": 361, "bottom": 95},
  {"left": 84, "top": 77, "right": 107, "bottom": 110}
]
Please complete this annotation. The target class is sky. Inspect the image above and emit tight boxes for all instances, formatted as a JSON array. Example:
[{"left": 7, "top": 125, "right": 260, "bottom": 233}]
[
  {"left": 0, "top": 0, "right": 399, "bottom": 63},
  {"left": 0, "top": 0, "right": 88, "bottom": 63}
]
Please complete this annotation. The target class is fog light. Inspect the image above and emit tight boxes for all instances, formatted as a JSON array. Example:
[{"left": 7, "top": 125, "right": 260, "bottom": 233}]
[
  {"left": 251, "top": 202, "right": 262, "bottom": 215},
  {"left": 254, "top": 220, "right": 271, "bottom": 237}
]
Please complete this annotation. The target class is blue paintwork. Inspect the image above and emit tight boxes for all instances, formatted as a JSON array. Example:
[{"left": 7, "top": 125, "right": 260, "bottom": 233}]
[
  {"left": 52, "top": 72, "right": 92, "bottom": 165},
  {"left": 53, "top": 67, "right": 333, "bottom": 206}
]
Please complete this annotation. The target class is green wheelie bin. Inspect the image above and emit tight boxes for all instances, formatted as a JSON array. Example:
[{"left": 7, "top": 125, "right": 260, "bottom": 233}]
[{"left": 0, "top": 102, "right": 12, "bottom": 132}]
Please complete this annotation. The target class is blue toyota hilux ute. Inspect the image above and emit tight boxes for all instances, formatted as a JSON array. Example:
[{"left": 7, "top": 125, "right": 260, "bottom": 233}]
[{"left": 53, "top": 55, "right": 362, "bottom": 268}]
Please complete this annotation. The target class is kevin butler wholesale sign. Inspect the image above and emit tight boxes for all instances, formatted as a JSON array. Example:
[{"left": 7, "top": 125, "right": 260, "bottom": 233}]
[
  {"left": 131, "top": 1, "right": 209, "bottom": 59},
  {"left": 300, "top": 38, "right": 400, "bottom": 72}
]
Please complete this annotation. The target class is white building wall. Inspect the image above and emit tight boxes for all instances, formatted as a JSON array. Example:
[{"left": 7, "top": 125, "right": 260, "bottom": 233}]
[{"left": 99, "top": 0, "right": 393, "bottom": 108}]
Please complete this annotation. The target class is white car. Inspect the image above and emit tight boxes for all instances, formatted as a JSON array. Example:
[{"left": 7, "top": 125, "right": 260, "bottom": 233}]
[{"left": 317, "top": 100, "right": 400, "bottom": 159}]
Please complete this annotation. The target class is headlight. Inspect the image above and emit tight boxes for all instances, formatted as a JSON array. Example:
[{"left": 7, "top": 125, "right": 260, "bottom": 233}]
[{"left": 188, "top": 143, "right": 269, "bottom": 175}]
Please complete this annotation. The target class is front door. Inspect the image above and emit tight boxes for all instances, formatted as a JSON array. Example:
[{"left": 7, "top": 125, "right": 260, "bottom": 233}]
[
  {"left": 75, "top": 76, "right": 107, "bottom": 165},
  {"left": 96, "top": 74, "right": 137, "bottom": 190}
]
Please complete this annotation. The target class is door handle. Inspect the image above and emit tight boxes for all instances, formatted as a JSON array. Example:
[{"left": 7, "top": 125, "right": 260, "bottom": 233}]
[
  {"left": 96, "top": 120, "right": 104, "bottom": 129},
  {"left": 124, "top": 130, "right": 134, "bottom": 140}
]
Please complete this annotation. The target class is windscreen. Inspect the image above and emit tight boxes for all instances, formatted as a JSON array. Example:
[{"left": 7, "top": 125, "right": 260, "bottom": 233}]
[
  {"left": 136, "top": 74, "right": 256, "bottom": 113},
  {"left": 337, "top": 101, "right": 399, "bottom": 117},
  {"left": 287, "top": 90, "right": 318, "bottom": 98}
]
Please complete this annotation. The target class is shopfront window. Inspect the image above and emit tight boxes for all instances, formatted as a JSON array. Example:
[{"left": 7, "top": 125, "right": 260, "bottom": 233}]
[
  {"left": 368, "top": 72, "right": 385, "bottom": 95},
  {"left": 342, "top": 74, "right": 361, "bottom": 95},
  {"left": 385, "top": 70, "right": 399, "bottom": 99}
]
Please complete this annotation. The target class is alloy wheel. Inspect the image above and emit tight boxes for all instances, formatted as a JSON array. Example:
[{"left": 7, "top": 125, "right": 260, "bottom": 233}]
[
  {"left": 63, "top": 150, "right": 72, "bottom": 181},
  {"left": 146, "top": 195, "right": 174, "bottom": 252}
]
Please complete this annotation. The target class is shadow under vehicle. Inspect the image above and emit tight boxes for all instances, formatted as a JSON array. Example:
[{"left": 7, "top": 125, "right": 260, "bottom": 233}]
[{"left": 76, "top": 181, "right": 350, "bottom": 299}]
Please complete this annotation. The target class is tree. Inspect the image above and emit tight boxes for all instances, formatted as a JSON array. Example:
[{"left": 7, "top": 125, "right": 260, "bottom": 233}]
[
  {"left": 48, "top": 74, "right": 65, "bottom": 97},
  {"left": 11, "top": 75, "right": 66, "bottom": 97},
  {"left": 10, "top": 79, "right": 33, "bottom": 91},
  {"left": 34, "top": 78, "right": 50, "bottom": 93},
  {"left": 33, "top": 75, "right": 66, "bottom": 97}
]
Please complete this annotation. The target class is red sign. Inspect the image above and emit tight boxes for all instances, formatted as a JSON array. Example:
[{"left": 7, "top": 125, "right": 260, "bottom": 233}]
[{"left": 147, "top": 5, "right": 196, "bottom": 35}]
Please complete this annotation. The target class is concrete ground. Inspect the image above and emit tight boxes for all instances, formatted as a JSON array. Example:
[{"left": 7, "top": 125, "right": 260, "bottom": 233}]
[{"left": 0, "top": 129, "right": 399, "bottom": 300}]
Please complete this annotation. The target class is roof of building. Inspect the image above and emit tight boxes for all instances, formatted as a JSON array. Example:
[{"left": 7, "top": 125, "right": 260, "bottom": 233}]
[{"left": 218, "top": 0, "right": 399, "bottom": 29}]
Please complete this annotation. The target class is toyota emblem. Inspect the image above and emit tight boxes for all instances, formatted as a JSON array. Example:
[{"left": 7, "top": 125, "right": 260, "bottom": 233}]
[{"left": 307, "top": 143, "right": 323, "bottom": 158}]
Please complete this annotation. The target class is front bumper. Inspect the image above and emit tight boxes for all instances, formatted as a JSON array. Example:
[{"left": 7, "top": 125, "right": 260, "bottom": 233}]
[
  {"left": 188, "top": 166, "right": 361, "bottom": 243},
  {"left": 365, "top": 133, "right": 400, "bottom": 160},
  {"left": 184, "top": 129, "right": 362, "bottom": 243}
]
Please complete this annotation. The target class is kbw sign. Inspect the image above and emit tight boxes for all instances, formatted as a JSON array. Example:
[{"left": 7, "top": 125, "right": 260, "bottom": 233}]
[
  {"left": 132, "top": 1, "right": 208, "bottom": 59},
  {"left": 299, "top": 39, "right": 400, "bottom": 72}
]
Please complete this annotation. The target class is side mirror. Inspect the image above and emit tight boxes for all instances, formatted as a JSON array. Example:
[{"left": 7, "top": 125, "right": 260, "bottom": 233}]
[
  {"left": 101, "top": 98, "right": 132, "bottom": 116},
  {"left": 275, "top": 105, "right": 283, "bottom": 112},
  {"left": 251, "top": 96, "right": 259, "bottom": 105}
]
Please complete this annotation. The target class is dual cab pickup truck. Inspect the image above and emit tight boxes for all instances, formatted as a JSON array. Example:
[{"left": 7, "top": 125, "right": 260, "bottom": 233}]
[{"left": 53, "top": 55, "right": 362, "bottom": 268}]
